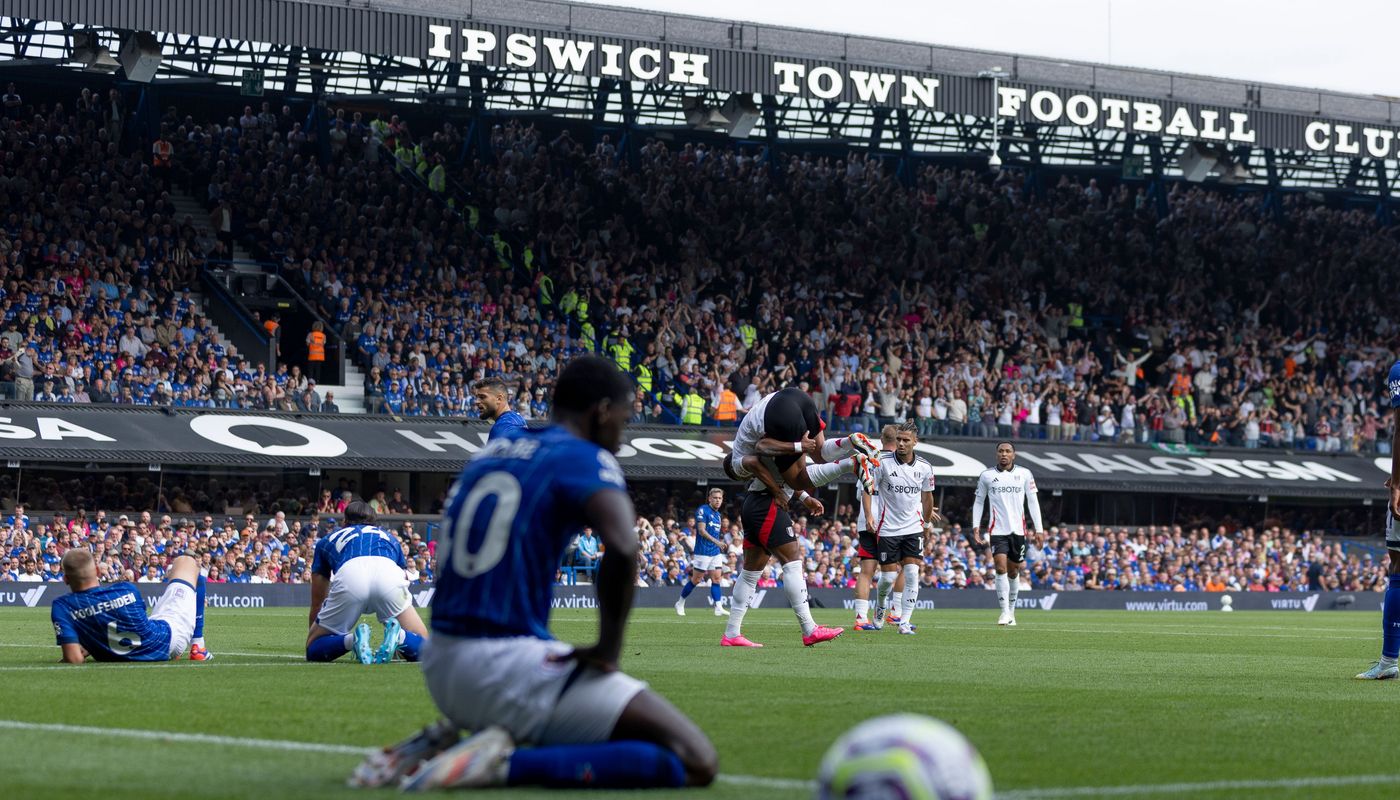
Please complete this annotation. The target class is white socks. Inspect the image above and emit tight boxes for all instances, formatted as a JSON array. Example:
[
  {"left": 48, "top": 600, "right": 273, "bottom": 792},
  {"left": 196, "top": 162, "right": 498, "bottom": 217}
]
[
  {"left": 901, "top": 563, "right": 920, "bottom": 625},
  {"left": 876, "top": 571, "right": 896, "bottom": 614},
  {"left": 725, "top": 569, "right": 762, "bottom": 638},
  {"left": 853, "top": 598, "right": 869, "bottom": 622},
  {"left": 1007, "top": 572, "right": 1021, "bottom": 609},
  {"left": 995, "top": 573, "right": 1010, "bottom": 612},
  {"left": 820, "top": 436, "right": 854, "bottom": 462},
  {"left": 781, "top": 560, "right": 817, "bottom": 636},
  {"left": 806, "top": 459, "right": 849, "bottom": 487}
]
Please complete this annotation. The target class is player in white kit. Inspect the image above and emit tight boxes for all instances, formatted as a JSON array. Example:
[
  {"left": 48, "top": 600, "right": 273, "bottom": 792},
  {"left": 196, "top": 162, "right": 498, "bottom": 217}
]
[
  {"left": 971, "top": 442, "right": 1044, "bottom": 626},
  {"left": 865, "top": 422, "right": 941, "bottom": 635},
  {"left": 728, "top": 387, "right": 877, "bottom": 495},
  {"left": 852, "top": 425, "right": 905, "bottom": 629}
]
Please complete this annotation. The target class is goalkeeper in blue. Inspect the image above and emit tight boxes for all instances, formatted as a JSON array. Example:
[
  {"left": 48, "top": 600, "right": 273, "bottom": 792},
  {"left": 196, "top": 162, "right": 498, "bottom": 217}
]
[
  {"left": 51, "top": 548, "right": 210, "bottom": 663},
  {"left": 1356, "top": 358, "right": 1400, "bottom": 680},
  {"left": 351, "top": 356, "right": 717, "bottom": 790}
]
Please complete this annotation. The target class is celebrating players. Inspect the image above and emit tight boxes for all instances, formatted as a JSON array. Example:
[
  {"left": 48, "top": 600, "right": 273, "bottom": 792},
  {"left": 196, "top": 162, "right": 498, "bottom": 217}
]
[
  {"left": 728, "top": 386, "right": 878, "bottom": 495},
  {"left": 358, "top": 356, "right": 717, "bottom": 791},
  {"left": 474, "top": 376, "right": 527, "bottom": 439},
  {"left": 675, "top": 487, "right": 730, "bottom": 617},
  {"left": 305, "top": 501, "right": 428, "bottom": 664},
  {"left": 866, "top": 422, "right": 940, "bottom": 635},
  {"left": 971, "top": 442, "right": 1044, "bottom": 626},
  {"left": 51, "top": 549, "right": 211, "bottom": 663}
]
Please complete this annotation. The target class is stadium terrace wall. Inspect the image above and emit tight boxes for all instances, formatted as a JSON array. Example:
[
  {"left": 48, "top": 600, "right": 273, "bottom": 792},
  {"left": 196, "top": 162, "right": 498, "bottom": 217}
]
[
  {"left": 0, "top": 406, "right": 1388, "bottom": 499},
  {"left": 4, "top": 0, "right": 1399, "bottom": 156},
  {"left": 0, "top": 583, "right": 1380, "bottom": 613}
]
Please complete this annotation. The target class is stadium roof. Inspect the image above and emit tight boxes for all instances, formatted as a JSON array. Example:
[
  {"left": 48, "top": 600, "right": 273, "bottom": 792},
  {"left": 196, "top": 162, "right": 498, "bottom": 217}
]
[{"left": 2, "top": 0, "right": 1398, "bottom": 193}]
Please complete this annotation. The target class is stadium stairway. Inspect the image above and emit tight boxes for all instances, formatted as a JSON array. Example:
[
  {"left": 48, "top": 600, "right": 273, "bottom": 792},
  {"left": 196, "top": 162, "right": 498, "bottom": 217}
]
[
  {"left": 317, "top": 357, "right": 367, "bottom": 414},
  {"left": 167, "top": 190, "right": 259, "bottom": 271}
]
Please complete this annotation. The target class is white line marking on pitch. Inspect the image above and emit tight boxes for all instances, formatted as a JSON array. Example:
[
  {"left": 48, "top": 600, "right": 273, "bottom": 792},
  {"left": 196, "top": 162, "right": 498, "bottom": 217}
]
[
  {"left": 0, "top": 643, "right": 304, "bottom": 659},
  {"left": 995, "top": 773, "right": 1400, "bottom": 798},
  {"left": 2, "top": 721, "right": 1394, "bottom": 798}
]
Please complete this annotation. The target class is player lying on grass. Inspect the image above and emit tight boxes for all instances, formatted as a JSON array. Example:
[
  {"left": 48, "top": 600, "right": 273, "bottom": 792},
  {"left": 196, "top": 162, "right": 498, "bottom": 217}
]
[
  {"left": 52, "top": 548, "right": 211, "bottom": 663},
  {"left": 718, "top": 449, "right": 861, "bottom": 648},
  {"left": 306, "top": 501, "right": 428, "bottom": 664},
  {"left": 351, "top": 356, "right": 718, "bottom": 790}
]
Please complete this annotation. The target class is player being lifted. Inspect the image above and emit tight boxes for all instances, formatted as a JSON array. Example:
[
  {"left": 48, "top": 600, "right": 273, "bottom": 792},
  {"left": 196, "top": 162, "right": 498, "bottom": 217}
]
[
  {"left": 853, "top": 425, "right": 905, "bottom": 630},
  {"left": 728, "top": 386, "right": 878, "bottom": 496},
  {"left": 1355, "top": 358, "right": 1400, "bottom": 679},
  {"left": 971, "top": 442, "right": 1044, "bottom": 626},
  {"left": 675, "top": 487, "right": 731, "bottom": 617},
  {"left": 306, "top": 501, "right": 428, "bottom": 664},
  {"left": 354, "top": 356, "right": 717, "bottom": 790},
  {"left": 51, "top": 548, "right": 211, "bottom": 663},
  {"left": 866, "top": 422, "right": 940, "bottom": 635},
  {"left": 718, "top": 388, "right": 872, "bottom": 647}
]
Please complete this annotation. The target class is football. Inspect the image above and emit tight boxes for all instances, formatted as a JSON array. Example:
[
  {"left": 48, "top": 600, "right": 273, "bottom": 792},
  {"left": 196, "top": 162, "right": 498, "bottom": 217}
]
[{"left": 816, "top": 713, "right": 994, "bottom": 800}]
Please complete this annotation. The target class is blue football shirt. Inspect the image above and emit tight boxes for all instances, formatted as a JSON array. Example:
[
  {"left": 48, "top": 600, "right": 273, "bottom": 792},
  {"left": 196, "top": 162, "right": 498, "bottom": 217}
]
[
  {"left": 434, "top": 425, "right": 626, "bottom": 640},
  {"left": 311, "top": 525, "right": 406, "bottom": 577},
  {"left": 489, "top": 410, "right": 527, "bottom": 441},
  {"left": 693, "top": 505, "right": 723, "bottom": 556},
  {"left": 1388, "top": 359, "right": 1400, "bottom": 409},
  {"left": 51, "top": 582, "right": 172, "bottom": 662}
]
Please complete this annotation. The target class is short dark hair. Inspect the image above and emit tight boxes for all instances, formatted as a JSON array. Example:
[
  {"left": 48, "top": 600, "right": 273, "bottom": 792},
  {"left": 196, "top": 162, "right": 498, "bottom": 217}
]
[
  {"left": 997, "top": 441, "right": 1016, "bottom": 451},
  {"left": 473, "top": 376, "right": 508, "bottom": 395},
  {"left": 553, "top": 356, "right": 633, "bottom": 414},
  {"left": 896, "top": 421, "right": 919, "bottom": 437},
  {"left": 343, "top": 500, "right": 376, "bottom": 525}
]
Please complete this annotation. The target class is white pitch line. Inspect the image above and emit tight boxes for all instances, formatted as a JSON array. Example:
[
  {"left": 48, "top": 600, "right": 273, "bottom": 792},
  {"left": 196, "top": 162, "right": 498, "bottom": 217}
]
[
  {"left": 0, "top": 662, "right": 321, "bottom": 673},
  {"left": 4, "top": 720, "right": 1393, "bottom": 798},
  {"left": 0, "top": 720, "right": 370, "bottom": 754},
  {"left": 994, "top": 773, "right": 1400, "bottom": 798}
]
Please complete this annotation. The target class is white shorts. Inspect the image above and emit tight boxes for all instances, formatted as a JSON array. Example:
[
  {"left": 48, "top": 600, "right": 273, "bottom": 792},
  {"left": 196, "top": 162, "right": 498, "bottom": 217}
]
[
  {"left": 690, "top": 553, "right": 726, "bottom": 572},
  {"left": 1387, "top": 514, "right": 1399, "bottom": 549},
  {"left": 149, "top": 580, "right": 197, "bottom": 659},
  {"left": 316, "top": 556, "right": 411, "bottom": 634},
  {"left": 422, "top": 634, "right": 647, "bottom": 746}
]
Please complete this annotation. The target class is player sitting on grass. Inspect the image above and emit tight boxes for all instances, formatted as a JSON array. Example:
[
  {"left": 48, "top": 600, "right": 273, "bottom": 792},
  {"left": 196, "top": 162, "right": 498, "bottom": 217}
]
[
  {"left": 306, "top": 501, "right": 428, "bottom": 664},
  {"left": 52, "top": 548, "right": 211, "bottom": 663},
  {"left": 352, "top": 356, "right": 718, "bottom": 791}
]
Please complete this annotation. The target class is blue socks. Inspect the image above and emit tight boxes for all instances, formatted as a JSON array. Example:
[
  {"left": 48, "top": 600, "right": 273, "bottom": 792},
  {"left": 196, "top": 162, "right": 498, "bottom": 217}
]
[
  {"left": 398, "top": 630, "right": 425, "bottom": 662},
  {"left": 506, "top": 741, "right": 686, "bottom": 789},
  {"left": 709, "top": 583, "right": 722, "bottom": 604},
  {"left": 306, "top": 633, "right": 350, "bottom": 662},
  {"left": 1383, "top": 575, "right": 1400, "bottom": 660},
  {"left": 193, "top": 575, "right": 206, "bottom": 640},
  {"left": 679, "top": 581, "right": 695, "bottom": 600}
]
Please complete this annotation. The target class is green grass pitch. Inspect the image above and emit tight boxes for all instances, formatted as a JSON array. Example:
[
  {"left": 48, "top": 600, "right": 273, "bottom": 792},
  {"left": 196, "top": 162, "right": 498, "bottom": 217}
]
[{"left": 1, "top": 606, "right": 1397, "bottom": 799}]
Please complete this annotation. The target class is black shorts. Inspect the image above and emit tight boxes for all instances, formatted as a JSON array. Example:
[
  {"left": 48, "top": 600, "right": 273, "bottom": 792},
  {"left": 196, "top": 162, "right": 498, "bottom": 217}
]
[
  {"left": 857, "top": 530, "right": 878, "bottom": 561},
  {"left": 877, "top": 535, "right": 921, "bottom": 565},
  {"left": 992, "top": 534, "right": 1027, "bottom": 563},
  {"left": 740, "top": 492, "right": 796, "bottom": 553},
  {"left": 764, "top": 387, "right": 822, "bottom": 472}
]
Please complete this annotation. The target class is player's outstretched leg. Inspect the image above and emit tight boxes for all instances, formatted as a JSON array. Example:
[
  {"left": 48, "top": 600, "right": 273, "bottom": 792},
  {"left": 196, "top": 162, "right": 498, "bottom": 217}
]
[
  {"left": 405, "top": 689, "right": 718, "bottom": 791},
  {"left": 820, "top": 432, "right": 878, "bottom": 462}
]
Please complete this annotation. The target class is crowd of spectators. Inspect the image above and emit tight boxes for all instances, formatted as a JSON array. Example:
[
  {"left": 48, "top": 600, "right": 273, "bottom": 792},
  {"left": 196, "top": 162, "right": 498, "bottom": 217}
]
[
  {"left": 617, "top": 503, "right": 1391, "bottom": 594},
  {"left": 0, "top": 501, "right": 434, "bottom": 586},
  {"left": 3, "top": 81, "right": 1399, "bottom": 455},
  {"left": 3, "top": 489, "right": 1386, "bottom": 593}
]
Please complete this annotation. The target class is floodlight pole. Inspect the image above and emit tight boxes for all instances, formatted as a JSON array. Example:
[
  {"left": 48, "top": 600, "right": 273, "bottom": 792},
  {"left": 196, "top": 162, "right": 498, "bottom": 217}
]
[{"left": 977, "top": 69, "right": 1005, "bottom": 169}]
